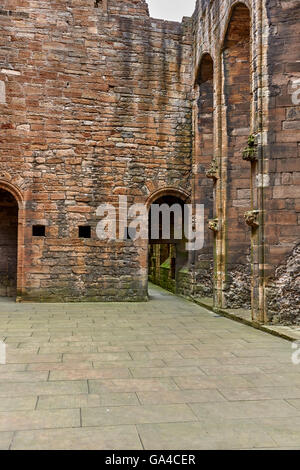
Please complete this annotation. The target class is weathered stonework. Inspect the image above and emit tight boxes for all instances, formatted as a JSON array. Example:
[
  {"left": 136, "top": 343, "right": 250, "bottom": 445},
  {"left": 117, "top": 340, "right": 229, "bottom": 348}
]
[
  {"left": 0, "top": 0, "right": 192, "bottom": 302},
  {"left": 192, "top": 0, "right": 300, "bottom": 322},
  {"left": 244, "top": 210, "right": 260, "bottom": 228},
  {"left": 0, "top": 0, "right": 299, "bottom": 324},
  {"left": 267, "top": 244, "right": 300, "bottom": 325}
]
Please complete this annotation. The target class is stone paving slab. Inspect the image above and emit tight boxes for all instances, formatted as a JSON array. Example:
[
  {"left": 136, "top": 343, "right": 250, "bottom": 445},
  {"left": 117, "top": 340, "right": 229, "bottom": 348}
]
[
  {"left": 0, "top": 284, "right": 298, "bottom": 449},
  {"left": 11, "top": 425, "right": 143, "bottom": 450},
  {"left": 89, "top": 378, "right": 180, "bottom": 393},
  {"left": 49, "top": 368, "right": 131, "bottom": 381},
  {"left": 189, "top": 399, "right": 300, "bottom": 419},
  {"left": 0, "top": 409, "right": 80, "bottom": 432},
  {"left": 0, "top": 432, "right": 14, "bottom": 450},
  {"left": 0, "top": 380, "right": 88, "bottom": 397},
  {"left": 137, "top": 389, "right": 226, "bottom": 405},
  {"left": 129, "top": 366, "right": 204, "bottom": 378},
  {"left": 219, "top": 386, "right": 300, "bottom": 401},
  {"left": 37, "top": 393, "right": 140, "bottom": 409},
  {"left": 136, "top": 421, "right": 277, "bottom": 450},
  {"left": 0, "top": 397, "right": 37, "bottom": 412},
  {"left": 82, "top": 404, "right": 197, "bottom": 427}
]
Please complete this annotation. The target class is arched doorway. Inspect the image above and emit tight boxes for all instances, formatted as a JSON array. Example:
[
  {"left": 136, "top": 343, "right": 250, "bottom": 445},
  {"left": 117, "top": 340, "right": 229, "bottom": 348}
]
[
  {"left": 147, "top": 192, "right": 189, "bottom": 295},
  {"left": 0, "top": 188, "right": 18, "bottom": 297},
  {"left": 222, "top": 3, "right": 252, "bottom": 309}
]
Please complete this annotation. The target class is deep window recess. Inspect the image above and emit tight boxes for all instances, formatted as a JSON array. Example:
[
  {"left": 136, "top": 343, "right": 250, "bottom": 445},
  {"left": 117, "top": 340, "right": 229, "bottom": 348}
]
[
  {"left": 79, "top": 226, "right": 91, "bottom": 239},
  {"left": 32, "top": 225, "right": 46, "bottom": 237}
]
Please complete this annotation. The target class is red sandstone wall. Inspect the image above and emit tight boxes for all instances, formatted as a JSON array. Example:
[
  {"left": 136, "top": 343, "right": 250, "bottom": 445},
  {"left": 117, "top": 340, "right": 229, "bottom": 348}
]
[
  {"left": 192, "top": 0, "right": 300, "bottom": 322},
  {"left": 264, "top": 0, "right": 300, "bottom": 323},
  {"left": 0, "top": 0, "right": 193, "bottom": 301},
  {"left": 192, "top": 0, "right": 254, "bottom": 310}
]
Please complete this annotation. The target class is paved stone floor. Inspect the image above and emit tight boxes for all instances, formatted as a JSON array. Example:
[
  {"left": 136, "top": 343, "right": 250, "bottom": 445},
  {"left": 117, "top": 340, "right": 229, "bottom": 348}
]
[{"left": 0, "top": 283, "right": 299, "bottom": 450}]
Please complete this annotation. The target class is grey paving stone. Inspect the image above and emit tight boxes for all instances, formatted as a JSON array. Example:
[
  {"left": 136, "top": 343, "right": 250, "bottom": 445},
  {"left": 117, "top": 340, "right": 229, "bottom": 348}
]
[
  {"left": 0, "top": 380, "right": 88, "bottom": 397},
  {"left": 37, "top": 392, "right": 139, "bottom": 409},
  {"left": 93, "top": 360, "right": 165, "bottom": 368},
  {"left": 130, "top": 367, "right": 204, "bottom": 378},
  {"left": 0, "top": 364, "right": 27, "bottom": 372},
  {"left": 0, "top": 409, "right": 80, "bottom": 431},
  {"left": 219, "top": 386, "right": 300, "bottom": 401},
  {"left": 6, "top": 353, "right": 62, "bottom": 364},
  {"left": 0, "top": 431, "right": 14, "bottom": 450},
  {"left": 89, "top": 378, "right": 179, "bottom": 393},
  {"left": 137, "top": 389, "right": 226, "bottom": 405},
  {"left": 49, "top": 368, "right": 131, "bottom": 381},
  {"left": 0, "top": 396, "right": 37, "bottom": 412},
  {"left": 256, "top": 417, "right": 300, "bottom": 447},
  {"left": 63, "top": 352, "right": 132, "bottom": 362},
  {"left": 199, "top": 365, "right": 262, "bottom": 376},
  {"left": 286, "top": 399, "right": 300, "bottom": 410},
  {"left": 174, "top": 375, "right": 251, "bottom": 390},
  {"left": 137, "top": 421, "right": 276, "bottom": 450},
  {"left": 11, "top": 425, "right": 143, "bottom": 450},
  {"left": 0, "top": 371, "right": 49, "bottom": 383},
  {"left": 28, "top": 361, "right": 94, "bottom": 371},
  {"left": 189, "top": 400, "right": 300, "bottom": 420},
  {"left": 82, "top": 404, "right": 196, "bottom": 426}
]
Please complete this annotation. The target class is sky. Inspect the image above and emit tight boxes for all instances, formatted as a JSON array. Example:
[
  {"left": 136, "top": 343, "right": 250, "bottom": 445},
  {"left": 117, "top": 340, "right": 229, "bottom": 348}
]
[{"left": 147, "top": 0, "right": 196, "bottom": 22}]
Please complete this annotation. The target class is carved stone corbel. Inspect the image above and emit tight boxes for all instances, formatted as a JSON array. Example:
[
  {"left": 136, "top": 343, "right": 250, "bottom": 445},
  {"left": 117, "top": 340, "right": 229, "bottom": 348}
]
[
  {"left": 205, "top": 159, "right": 219, "bottom": 181},
  {"left": 208, "top": 218, "right": 220, "bottom": 233},
  {"left": 244, "top": 210, "right": 260, "bottom": 228},
  {"left": 243, "top": 134, "right": 258, "bottom": 162}
]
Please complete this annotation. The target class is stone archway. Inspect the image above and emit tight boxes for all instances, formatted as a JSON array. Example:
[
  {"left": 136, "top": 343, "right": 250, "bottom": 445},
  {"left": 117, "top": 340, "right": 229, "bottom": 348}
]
[
  {"left": 0, "top": 181, "right": 25, "bottom": 300},
  {"left": 0, "top": 188, "right": 19, "bottom": 297},
  {"left": 221, "top": 2, "right": 252, "bottom": 309},
  {"left": 147, "top": 189, "right": 190, "bottom": 295}
]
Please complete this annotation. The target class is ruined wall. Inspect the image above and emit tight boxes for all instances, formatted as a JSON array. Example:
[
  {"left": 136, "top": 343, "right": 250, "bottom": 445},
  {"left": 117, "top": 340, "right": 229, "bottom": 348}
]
[
  {"left": 192, "top": 0, "right": 254, "bottom": 311},
  {"left": 0, "top": 0, "right": 193, "bottom": 301},
  {"left": 263, "top": 0, "right": 300, "bottom": 323},
  {"left": 192, "top": 0, "right": 300, "bottom": 323},
  {"left": 1, "top": 0, "right": 298, "bottom": 316},
  {"left": 267, "top": 244, "right": 300, "bottom": 324}
]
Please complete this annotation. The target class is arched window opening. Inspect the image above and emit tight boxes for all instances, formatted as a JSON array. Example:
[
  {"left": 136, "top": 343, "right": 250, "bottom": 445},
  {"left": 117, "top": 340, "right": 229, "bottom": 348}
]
[
  {"left": 222, "top": 3, "right": 252, "bottom": 309},
  {"left": 194, "top": 53, "right": 215, "bottom": 298}
]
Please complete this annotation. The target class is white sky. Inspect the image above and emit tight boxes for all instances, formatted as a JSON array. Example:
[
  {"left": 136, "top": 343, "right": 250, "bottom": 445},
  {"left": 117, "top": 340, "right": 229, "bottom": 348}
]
[{"left": 147, "top": 0, "right": 196, "bottom": 22}]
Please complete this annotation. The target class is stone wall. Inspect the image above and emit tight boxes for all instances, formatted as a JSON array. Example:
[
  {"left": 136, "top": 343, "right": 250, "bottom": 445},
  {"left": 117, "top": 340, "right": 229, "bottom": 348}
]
[
  {"left": 263, "top": 0, "right": 300, "bottom": 322},
  {"left": 267, "top": 244, "right": 300, "bottom": 324},
  {"left": 0, "top": 0, "right": 193, "bottom": 301},
  {"left": 0, "top": 0, "right": 299, "bottom": 323},
  {"left": 191, "top": 0, "right": 300, "bottom": 323}
]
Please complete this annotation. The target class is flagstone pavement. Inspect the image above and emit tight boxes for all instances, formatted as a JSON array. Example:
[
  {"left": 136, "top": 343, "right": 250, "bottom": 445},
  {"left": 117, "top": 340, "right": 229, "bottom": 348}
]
[{"left": 0, "top": 283, "right": 299, "bottom": 450}]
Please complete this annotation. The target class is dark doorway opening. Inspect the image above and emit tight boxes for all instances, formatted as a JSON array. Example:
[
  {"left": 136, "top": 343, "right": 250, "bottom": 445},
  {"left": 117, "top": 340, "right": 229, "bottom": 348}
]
[
  {"left": 148, "top": 195, "right": 188, "bottom": 295},
  {"left": 0, "top": 189, "right": 18, "bottom": 297}
]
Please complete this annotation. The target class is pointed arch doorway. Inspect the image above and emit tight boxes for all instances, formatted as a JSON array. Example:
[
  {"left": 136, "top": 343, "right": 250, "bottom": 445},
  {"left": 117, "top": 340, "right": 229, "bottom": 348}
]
[{"left": 0, "top": 182, "right": 24, "bottom": 300}]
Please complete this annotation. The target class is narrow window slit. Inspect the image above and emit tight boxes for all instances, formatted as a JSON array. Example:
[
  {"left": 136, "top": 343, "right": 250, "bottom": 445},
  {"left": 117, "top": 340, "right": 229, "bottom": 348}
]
[{"left": 79, "top": 226, "right": 91, "bottom": 239}]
